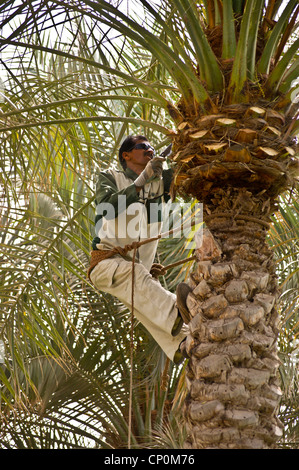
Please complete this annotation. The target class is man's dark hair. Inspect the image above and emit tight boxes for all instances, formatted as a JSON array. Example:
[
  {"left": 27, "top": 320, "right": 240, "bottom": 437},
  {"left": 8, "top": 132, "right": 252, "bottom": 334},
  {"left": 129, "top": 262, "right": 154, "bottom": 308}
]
[{"left": 118, "top": 135, "right": 148, "bottom": 169}]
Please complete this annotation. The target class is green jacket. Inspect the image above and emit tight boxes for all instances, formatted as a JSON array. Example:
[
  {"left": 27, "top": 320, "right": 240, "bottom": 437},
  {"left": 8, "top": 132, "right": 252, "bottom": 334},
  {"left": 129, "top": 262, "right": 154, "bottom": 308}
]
[{"left": 92, "top": 166, "right": 173, "bottom": 270}]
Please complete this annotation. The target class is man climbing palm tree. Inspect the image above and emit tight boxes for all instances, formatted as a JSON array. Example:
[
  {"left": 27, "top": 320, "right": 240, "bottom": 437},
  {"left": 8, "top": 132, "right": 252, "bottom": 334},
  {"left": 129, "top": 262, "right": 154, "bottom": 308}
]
[{"left": 88, "top": 135, "right": 192, "bottom": 363}]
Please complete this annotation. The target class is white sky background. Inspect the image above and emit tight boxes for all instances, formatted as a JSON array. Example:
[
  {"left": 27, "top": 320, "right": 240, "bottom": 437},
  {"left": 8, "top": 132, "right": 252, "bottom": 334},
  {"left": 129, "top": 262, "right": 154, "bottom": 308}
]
[{"left": 0, "top": 1, "right": 146, "bottom": 88}]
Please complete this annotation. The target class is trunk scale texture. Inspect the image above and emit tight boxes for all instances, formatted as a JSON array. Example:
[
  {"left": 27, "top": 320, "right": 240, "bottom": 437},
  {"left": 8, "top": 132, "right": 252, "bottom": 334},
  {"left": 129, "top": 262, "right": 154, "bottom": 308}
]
[{"left": 183, "top": 197, "right": 283, "bottom": 449}]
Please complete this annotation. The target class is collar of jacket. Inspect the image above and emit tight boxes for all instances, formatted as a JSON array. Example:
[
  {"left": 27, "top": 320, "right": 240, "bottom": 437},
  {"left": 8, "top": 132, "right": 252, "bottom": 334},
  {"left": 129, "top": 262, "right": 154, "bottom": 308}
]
[{"left": 124, "top": 167, "right": 139, "bottom": 181}]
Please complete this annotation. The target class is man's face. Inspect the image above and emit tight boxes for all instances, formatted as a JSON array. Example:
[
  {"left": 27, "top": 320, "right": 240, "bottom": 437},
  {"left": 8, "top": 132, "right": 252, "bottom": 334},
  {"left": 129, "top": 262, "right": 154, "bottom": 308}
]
[{"left": 123, "top": 140, "right": 155, "bottom": 172}]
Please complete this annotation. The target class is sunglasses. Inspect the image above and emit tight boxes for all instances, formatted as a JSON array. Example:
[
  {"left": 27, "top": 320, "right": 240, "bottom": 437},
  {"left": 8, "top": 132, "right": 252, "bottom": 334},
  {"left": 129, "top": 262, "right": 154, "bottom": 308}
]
[{"left": 128, "top": 143, "right": 155, "bottom": 154}]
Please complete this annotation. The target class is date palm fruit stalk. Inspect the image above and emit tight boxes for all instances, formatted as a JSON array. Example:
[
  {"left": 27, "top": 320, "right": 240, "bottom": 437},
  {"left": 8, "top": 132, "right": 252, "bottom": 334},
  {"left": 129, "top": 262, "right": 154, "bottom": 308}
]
[{"left": 166, "top": 1, "right": 299, "bottom": 449}]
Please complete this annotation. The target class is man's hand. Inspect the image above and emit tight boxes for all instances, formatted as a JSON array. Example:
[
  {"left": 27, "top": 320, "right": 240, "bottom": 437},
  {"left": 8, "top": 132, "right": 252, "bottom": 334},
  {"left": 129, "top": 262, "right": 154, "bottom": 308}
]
[
  {"left": 150, "top": 263, "right": 167, "bottom": 279},
  {"left": 134, "top": 157, "right": 164, "bottom": 188}
]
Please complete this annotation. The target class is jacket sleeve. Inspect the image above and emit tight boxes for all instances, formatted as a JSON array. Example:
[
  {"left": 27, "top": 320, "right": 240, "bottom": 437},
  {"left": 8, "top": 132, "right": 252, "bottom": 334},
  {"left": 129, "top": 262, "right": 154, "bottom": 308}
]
[
  {"left": 162, "top": 168, "right": 174, "bottom": 203},
  {"left": 92, "top": 171, "right": 140, "bottom": 250},
  {"left": 95, "top": 171, "right": 139, "bottom": 218}
]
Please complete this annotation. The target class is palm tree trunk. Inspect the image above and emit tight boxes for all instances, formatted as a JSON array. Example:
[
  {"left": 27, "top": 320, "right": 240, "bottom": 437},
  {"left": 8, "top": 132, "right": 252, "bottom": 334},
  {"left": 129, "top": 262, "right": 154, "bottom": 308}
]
[{"left": 183, "top": 190, "right": 282, "bottom": 449}]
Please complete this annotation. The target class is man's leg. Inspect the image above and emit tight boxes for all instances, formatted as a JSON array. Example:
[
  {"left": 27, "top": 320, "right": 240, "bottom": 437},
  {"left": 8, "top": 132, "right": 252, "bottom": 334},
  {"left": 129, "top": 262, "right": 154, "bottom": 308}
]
[{"left": 90, "top": 257, "right": 188, "bottom": 361}]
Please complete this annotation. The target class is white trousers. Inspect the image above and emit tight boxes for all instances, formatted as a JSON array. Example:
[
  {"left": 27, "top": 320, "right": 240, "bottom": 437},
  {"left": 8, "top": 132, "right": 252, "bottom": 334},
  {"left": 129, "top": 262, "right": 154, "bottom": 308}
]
[{"left": 90, "top": 256, "right": 187, "bottom": 361}]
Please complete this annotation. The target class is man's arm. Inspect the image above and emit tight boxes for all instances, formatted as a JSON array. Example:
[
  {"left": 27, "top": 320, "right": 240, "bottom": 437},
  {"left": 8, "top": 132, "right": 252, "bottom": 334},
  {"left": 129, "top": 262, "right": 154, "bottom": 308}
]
[
  {"left": 162, "top": 168, "right": 174, "bottom": 203},
  {"left": 92, "top": 171, "right": 140, "bottom": 250},
  {"left": 95, "top": 171, "right": 139, "bottom": 217}
]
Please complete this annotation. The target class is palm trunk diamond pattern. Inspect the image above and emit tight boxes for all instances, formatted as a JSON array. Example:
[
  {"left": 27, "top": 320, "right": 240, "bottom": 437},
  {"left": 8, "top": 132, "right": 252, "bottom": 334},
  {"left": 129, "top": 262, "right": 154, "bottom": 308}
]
[
  {"left": 169, "top": 102, "right": 295, "bottom": 448},
  {"left": 184, "top": 223, "right": 282, "bottom": 448},
  {"left": 169, "top": 101, "right": 293, "bottom": 448}
]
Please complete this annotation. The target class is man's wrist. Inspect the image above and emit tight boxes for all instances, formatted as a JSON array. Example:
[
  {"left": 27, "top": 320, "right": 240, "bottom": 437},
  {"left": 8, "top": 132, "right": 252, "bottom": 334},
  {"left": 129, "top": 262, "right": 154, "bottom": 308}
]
[{"left": 134, "top": 172, "right": 147, "bottom": 188}]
